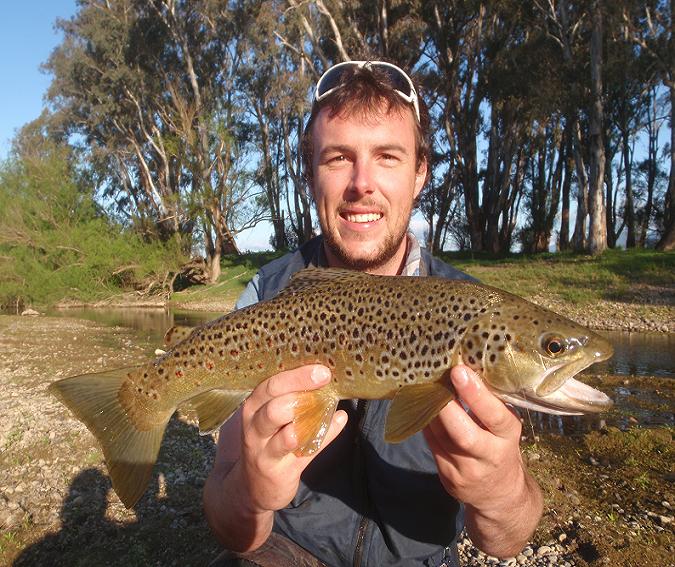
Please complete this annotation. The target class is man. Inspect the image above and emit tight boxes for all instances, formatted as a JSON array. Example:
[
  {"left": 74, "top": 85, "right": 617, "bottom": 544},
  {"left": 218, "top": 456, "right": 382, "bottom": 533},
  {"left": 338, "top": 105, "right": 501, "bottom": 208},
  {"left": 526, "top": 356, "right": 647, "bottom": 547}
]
[{"left": 204, "top": 61, "right": 543, "bottom": 567}]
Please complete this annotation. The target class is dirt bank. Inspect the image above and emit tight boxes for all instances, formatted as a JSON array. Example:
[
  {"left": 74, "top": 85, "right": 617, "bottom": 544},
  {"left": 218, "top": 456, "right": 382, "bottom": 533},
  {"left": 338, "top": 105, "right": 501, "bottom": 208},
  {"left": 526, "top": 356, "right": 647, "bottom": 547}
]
[{"left": 0, "top": 315, "right": 673, "bottom": 566}]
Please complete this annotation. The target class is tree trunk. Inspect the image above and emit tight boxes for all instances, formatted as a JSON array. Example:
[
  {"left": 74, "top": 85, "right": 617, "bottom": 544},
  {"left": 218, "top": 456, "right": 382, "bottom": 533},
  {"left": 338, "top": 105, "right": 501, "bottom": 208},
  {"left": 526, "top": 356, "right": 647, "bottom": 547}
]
[
  {"left": 639, "top": 88, "right": 659, "bottom": 247},
  {"left": 559, "top": 131, "right": 573, "bottom": 251},
  {"left": 622, "top": 128, "right": 636, "bottom": 248},
  {"left": 657, "top": 82, "right": 675, "bottom": 250},
  {"left": 571, "top": 118, "right": 589, "bottom": 250},
  {"left": 587, "top": 0, "right": 607, "bottom": 255}
]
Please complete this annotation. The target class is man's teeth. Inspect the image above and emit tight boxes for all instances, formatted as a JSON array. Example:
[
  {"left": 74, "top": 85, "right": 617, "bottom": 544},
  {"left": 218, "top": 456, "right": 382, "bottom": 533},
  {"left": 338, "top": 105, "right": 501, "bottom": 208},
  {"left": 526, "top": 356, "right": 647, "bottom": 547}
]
[{"left": 345, "top": 213, "right": 382, "bottom": 223}]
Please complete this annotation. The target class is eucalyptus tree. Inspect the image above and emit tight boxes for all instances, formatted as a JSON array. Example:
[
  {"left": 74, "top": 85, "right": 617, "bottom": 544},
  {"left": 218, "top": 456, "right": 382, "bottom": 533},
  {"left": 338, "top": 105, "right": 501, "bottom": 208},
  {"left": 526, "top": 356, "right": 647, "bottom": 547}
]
[
  {"left": 46, "top": 0, "right": 268, "bottom": 281},
  {"left": 45, "top": 0, "right": 188, "bottom": 243},
  {"left": 621, "top": 0, "right": 674, "bottom": 250}
]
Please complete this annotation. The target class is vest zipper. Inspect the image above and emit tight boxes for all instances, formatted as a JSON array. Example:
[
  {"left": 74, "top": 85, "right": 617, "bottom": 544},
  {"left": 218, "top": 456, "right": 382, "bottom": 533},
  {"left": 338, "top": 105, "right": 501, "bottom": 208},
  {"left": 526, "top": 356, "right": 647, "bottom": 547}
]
[{"left": 352, "top": 399, "right": 370, "bottom": 567}]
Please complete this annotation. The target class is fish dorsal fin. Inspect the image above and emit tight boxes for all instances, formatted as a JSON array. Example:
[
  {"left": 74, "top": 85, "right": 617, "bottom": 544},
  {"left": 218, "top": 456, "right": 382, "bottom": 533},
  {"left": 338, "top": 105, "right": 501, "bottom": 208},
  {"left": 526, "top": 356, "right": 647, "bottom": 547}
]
[
  {"left": 164, "top": 325, "right": 195, "bottom": 348},
  {"left": 384, "top": 378, "right": 455, "bottom": 443},
  {"left": 281, "top": 267, "right": 370, "bottom": 294},
  {"left": 188, "top": 388, "right": 251, "bottom": 435}
]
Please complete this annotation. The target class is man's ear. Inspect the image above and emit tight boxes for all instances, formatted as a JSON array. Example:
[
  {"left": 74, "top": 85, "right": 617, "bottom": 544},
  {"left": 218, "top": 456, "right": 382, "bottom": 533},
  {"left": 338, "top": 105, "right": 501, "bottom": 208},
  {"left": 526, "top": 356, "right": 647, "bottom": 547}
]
[{"left": 413, "top": 158, "right": 428, "bottom": 199}]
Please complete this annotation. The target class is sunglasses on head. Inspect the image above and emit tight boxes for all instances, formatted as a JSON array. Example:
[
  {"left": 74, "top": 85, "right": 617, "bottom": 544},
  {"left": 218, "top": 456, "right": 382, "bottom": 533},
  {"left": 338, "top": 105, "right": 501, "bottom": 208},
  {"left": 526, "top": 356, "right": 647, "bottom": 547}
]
[{"left": 314, "top": 61, "right": 420, "bottom": 122}]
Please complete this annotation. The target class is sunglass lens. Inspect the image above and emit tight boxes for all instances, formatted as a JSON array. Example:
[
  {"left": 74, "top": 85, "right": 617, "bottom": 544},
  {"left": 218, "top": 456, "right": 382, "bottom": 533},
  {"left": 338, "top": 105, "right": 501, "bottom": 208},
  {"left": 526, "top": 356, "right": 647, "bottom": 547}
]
[
  {"left": 377, "top": 67, "right": 412, "bottom": 98},
  {"left": 317, "top": 67, "right": 347, "bottom": 98}
]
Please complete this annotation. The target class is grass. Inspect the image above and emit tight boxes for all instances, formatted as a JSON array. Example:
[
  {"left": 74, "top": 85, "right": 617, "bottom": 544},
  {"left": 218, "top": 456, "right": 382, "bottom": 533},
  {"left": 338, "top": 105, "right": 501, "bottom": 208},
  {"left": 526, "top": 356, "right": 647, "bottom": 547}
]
[
  {"left": 438, "top": 248, "right": 675, "bottom": 304},
  {"left": 171, "top": 247, "right": 673, "bottom": 308},
  {"left": 170, "top": 250, "right": 284, "bottom": 307}
]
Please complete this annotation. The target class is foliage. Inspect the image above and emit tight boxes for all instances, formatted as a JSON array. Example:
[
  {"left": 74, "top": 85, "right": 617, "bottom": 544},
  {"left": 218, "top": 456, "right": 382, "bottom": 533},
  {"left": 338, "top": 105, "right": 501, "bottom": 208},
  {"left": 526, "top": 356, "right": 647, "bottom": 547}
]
[{"left": 0, "top": 148, "right": 187, "bottom": 307}]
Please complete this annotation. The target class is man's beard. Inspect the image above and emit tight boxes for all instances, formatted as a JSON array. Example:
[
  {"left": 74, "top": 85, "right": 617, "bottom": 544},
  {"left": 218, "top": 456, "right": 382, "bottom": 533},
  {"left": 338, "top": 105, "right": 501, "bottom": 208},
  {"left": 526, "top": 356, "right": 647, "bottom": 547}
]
[{"left": 322, "top": 227, "right": 407, "bottom": 271}]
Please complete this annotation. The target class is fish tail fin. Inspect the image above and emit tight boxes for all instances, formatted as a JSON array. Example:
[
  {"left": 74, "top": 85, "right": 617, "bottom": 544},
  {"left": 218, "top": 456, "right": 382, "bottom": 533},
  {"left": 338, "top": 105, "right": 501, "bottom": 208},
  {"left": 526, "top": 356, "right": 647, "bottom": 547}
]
[{"left": 49, "top": 368, "right": 171, "bottom": 508}]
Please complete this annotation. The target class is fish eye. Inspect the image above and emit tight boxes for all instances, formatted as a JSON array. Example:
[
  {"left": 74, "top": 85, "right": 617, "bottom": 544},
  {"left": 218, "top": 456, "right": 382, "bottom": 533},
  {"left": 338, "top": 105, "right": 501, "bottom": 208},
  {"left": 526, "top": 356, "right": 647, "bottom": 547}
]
[{"left": 542, "top": 336, "right": 565, "bottom": 356}]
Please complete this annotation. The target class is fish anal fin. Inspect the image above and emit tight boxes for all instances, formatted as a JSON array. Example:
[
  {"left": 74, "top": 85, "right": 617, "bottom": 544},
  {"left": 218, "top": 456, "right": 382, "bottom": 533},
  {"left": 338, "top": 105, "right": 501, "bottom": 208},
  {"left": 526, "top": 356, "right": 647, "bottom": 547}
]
[
  {"left": 49, "top": 368, "right": 172, "bottom": 508},
  {"left": 385, "top": 380, "right": 455, "bottom": 443},
  {"left": 189, "top": 389, "right": 250, "bottom": 434},
  {"left": 291, "top": 388, "right": 339, "bottom": 457}
]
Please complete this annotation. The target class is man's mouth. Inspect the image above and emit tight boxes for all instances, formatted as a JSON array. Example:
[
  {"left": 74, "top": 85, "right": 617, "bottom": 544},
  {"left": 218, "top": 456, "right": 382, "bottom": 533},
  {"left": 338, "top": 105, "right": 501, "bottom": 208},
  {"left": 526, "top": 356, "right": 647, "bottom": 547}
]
[{"left": 341, "top": 212, "right": 383, "bottom": 223}]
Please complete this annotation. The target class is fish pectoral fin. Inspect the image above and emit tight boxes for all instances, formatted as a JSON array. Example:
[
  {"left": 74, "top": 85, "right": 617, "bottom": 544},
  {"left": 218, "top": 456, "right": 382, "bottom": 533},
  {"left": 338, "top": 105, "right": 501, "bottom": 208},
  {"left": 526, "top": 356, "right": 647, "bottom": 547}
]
[
  {"left": 291, "top": 389, "right": 339, "bottom": 457},
  {"left": 163, "top": 325, "right": 195, "bottom": 348},
  {"left": 189, "top": 389, "right": 251, "bottom": 435},
  {"left": 49, "top": 367, "right": 172, "bottom": 509},
  {"left": 385, "top": 381, "right": 455, "bottom": 443}
]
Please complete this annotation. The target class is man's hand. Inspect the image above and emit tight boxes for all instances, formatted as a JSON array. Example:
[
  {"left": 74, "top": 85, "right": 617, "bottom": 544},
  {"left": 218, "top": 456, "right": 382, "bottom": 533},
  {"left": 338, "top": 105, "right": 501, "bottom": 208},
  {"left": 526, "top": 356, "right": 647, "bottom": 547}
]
[
  {"left": 204, "top": 364, "right": 347, "bottom": 552},
  {"left": 236, "top": 364, "right": 347, "bottom": 513},
  {"left": 424, "top": 365, "right": 543, "bottom": 558}
]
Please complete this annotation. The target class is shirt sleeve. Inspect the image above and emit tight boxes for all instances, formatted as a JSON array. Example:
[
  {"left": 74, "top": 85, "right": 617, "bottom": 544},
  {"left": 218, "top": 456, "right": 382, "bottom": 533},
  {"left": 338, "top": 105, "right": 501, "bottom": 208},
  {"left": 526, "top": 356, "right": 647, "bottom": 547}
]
[{"left": 234, "top": 272, "right": 262, "bottom": 310}]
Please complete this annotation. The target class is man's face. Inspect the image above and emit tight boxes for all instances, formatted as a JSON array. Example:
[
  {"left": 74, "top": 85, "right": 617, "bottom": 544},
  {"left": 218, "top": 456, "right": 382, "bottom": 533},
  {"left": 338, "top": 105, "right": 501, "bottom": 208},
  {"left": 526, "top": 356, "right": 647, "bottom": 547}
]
[{"left": 310, "top": 105, "right": 427, "bottom": 274}]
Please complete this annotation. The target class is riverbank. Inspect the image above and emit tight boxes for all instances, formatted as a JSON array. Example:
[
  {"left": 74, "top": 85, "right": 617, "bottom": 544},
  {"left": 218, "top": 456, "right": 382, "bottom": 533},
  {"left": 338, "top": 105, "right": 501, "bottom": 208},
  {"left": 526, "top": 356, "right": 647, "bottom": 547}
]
[
  {"left": 0, "top": 315, "right": 673, "bottom": 566},
  {"left": 46, "top": 248, "right": 675, "bottom": 333}
]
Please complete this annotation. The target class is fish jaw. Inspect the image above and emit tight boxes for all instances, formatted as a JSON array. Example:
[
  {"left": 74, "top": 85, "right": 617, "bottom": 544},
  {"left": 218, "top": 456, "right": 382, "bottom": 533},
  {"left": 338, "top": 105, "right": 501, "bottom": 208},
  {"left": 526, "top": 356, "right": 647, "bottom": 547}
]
[
  {"left": 499, "top": 377, "right": 613, "bottom": 415},
  {"left": 534, "top": 334, "right": 614, "bottom": 397}
]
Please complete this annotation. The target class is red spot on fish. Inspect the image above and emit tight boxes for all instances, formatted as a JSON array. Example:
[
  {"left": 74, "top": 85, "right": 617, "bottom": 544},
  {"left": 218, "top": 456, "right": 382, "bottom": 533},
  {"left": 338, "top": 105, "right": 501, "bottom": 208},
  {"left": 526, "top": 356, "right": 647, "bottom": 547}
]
[
  {"left": 206, "top": 361, "right": 214, "bottom": 370},
  {"left": 230, "top": 349, "right": 239, "bottom": 356},
  {"left": 175, "top": 369, "right": 183, "bottom": 378}
]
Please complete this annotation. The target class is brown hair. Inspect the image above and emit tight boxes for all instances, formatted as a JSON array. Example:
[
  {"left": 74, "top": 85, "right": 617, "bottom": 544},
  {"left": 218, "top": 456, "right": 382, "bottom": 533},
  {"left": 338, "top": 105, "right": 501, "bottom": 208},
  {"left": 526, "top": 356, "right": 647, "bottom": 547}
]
[{"left": 301, "top": 63, "right": 431, "bottom": 187}]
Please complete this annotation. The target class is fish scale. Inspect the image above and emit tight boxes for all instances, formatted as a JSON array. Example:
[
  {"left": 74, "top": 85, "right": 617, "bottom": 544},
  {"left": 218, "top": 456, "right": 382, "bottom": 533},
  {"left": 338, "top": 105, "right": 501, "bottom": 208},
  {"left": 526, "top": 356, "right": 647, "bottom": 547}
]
[{"left": 49, "top": 267, "right": 613, "bottom": 508}]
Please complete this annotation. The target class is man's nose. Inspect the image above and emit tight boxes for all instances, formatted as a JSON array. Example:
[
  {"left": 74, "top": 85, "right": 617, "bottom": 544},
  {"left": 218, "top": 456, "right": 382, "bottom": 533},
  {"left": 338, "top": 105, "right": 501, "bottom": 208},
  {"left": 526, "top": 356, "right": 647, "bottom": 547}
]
[{"left": 349, "top": 159, "right": 374, "bottom": 195}]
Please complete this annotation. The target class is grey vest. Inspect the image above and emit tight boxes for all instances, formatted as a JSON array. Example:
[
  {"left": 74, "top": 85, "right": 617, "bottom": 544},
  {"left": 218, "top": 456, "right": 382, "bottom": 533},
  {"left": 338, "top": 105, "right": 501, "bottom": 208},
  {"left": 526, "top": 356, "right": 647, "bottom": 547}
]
[{"left": 250, "top": 237, "right": 475, "bottom": 567}]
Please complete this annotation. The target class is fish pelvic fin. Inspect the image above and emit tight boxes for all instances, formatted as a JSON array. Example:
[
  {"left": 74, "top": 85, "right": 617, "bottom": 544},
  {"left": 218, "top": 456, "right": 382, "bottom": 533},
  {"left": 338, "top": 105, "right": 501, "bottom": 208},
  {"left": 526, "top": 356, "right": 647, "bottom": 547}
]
[
  {"left": 291, "top": 388, "right": 339, "bottom": 457},
  {"left": 49, "top": 368, "right": 172, "bottom": 509},
  {"left": 384, "top": 380, "right": 455, "bottom": 443},
  {"left": 189, "top": 388, "right": 251, "bottom": 435}
]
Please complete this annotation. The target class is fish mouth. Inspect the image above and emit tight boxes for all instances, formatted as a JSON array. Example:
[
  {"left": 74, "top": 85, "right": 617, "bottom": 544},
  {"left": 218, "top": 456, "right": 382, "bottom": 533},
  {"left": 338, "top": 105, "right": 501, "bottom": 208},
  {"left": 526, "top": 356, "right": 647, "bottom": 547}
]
[
  {"left": 534, "top": 339, "right": 614, "bottom": 397},
  {"left": 500, "top": 378, "right": 614, "bottom": 416},
  {"left": 497, "top": 345, "right": 614, "bottom": 415}
]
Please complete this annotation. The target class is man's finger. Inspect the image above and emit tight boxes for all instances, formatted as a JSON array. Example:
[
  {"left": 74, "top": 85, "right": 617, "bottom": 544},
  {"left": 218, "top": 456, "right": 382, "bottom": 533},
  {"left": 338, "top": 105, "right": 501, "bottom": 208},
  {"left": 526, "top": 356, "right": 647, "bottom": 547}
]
[
  {"left": 245, "top": 365, "right": 331, "bottom": 415},
  {"left": 247, "top": 395, "right": 299, "bottom": 441},
  {"left": 265, "top": 365, "right": 331, "bottom": 398},
  {"left": 267, "top": 409, "right": 348, "bottom": 461},
  {"left": 450, "top": 365, "right": 520, "bottom": 438}
]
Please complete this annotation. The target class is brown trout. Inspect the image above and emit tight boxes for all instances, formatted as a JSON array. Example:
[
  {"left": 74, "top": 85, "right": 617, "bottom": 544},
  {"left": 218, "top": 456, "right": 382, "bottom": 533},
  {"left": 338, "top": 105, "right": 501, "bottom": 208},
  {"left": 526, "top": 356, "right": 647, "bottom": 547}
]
[{"left": 50, "top": 268, "right": 613, "bottom": 507}]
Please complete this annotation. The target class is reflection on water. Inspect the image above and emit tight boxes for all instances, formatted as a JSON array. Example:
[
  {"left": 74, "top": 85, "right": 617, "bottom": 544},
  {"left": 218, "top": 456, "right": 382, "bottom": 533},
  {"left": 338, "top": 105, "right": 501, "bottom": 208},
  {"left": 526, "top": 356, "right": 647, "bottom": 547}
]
[
  {"left": 590, "top": 330, "right": 675, "bottom": 379},
  {"left": 47, "top": 307, "right": 224, "bottom": 347}
]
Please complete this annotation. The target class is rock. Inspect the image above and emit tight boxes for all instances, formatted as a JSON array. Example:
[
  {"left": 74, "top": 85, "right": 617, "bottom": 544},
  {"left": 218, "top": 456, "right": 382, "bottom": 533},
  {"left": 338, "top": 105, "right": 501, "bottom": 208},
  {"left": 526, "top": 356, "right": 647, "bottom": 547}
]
[
  {"left": 536, "top": 545, "right": 552, "bottom": 556},
  {"left": 528, "top": 452, "right": 541, "bottom": 463},
  {"left": 21, "top": 308, "right": 41, "bottom": 316},
  {"left": 558, "top": 533, "right": 568, "bottom": 543},
  {"left": 657, "top": 515, "right": 673, "bottom": 526},
  {"left": 588, "top": 456, "right": 600, "bottom": 466}
]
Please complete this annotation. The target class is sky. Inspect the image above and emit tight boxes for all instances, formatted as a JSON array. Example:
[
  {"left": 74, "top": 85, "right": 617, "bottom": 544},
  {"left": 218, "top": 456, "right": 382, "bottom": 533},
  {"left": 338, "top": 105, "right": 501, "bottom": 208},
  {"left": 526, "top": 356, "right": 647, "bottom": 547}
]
[{"left": 0, "top": 1, "right": 78, "bottom": 160}]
